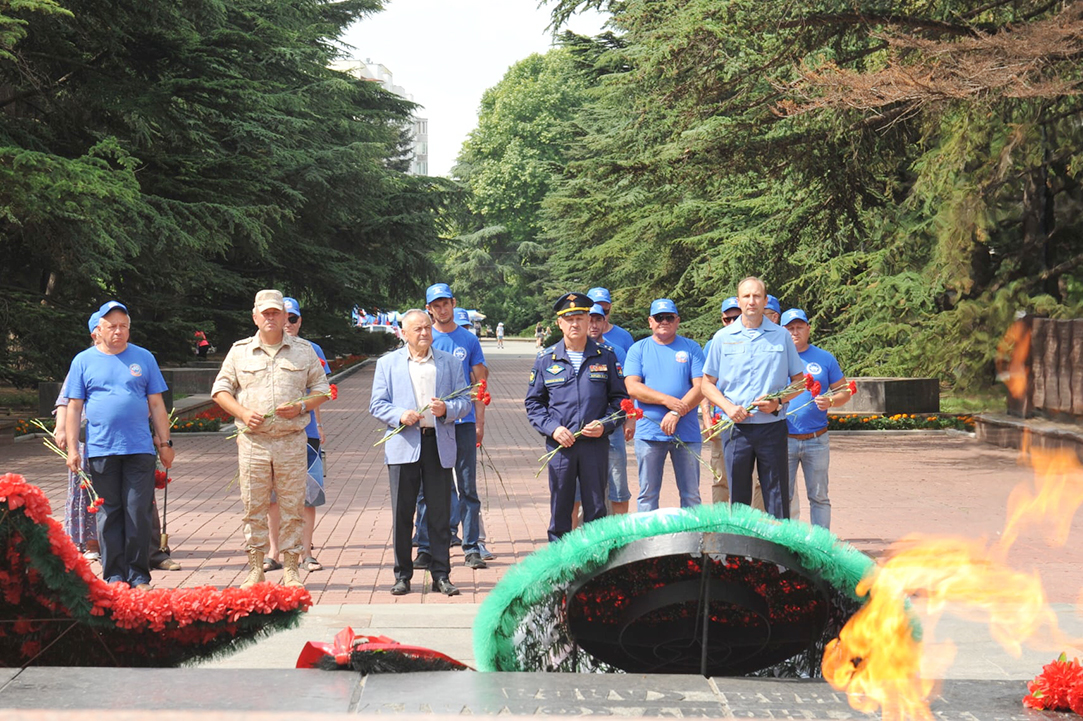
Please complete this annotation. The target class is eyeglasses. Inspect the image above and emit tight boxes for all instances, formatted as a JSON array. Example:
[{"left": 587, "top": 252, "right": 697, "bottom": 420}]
[
  {"left": 652, "top": 314, "right": 677, "bottom": 323},
  {"left": 287, "top": 315, "right": 300, "bottom": 324},
  {"left": 722, "top": 314, "right": 740, "bottom": 324}
]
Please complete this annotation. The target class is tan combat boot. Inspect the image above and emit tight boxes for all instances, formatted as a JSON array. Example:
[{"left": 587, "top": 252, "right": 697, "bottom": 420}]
[
  {"left": 240, "top": 550, "right": 266, "bottom": 588},
  {"left": 281, "top": 552, "right": 305, "bottom": 588}
]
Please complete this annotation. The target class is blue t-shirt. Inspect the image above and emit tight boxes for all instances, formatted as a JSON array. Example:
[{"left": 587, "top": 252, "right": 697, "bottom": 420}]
[
  {"left": 786, "top": 344, "right": 844, "bottom": 435},
  {"left": 702, "top": 317, "right": 805, "bottom": 425},
  {"left": 304, "top": 339, "right": 332, "bottom": 439},
  {"left": 65, "top": 344, "right": 169, "bottom": 457},
  {"left": 432, "top": 325, "right": 486, "bottom": 424},
  {"left": 604, "top": 324, "right": 634, "bottom": 353},
  {"left": 624, "top": 335, "right": 705, "bottom": 442},
  {"left": 599, "top": 336, "right": 627, "bottom": 365}
]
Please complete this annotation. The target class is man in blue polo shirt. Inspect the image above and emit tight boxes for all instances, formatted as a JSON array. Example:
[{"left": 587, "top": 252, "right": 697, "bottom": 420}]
[
  {"left": 625, "top": 299, "right": 705, "bottom": 511},
  {"left": 416, "top": 283, "right": 489, "bottom": 570},
  {"left": 782, "top": 308, "right": 852, "bottom": 529},
  {"left": 586, "top": 287, "right": 634, "bottom": 353},
  {"left": 702, "top": 278, "right": 804, "bottom": 519},
  {"left": 64, "top": 300, "right": 174, "bottom": 589}
]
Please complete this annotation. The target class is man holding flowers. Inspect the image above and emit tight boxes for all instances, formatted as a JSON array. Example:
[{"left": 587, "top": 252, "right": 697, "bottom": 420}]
[
  {"left": 781, "top": 308, "right": 853, "bottom": 529},
  {"left": 369, "top": 309, "right": 473, "bottom": 596},
  {"left": 624, "top": 299, "right": 705, "bottom": 512},
  {"left": 64, "top": 300, "right": 174, "bottom": 590},
  {"left": 212, "top": 289, "right": 330, "bottom": 589},
  {"left": 525, "top": 293, "right": 629, "bottom": 541},
  {"left": 702, "top": 278, "right": 805, "bottom": 519}
]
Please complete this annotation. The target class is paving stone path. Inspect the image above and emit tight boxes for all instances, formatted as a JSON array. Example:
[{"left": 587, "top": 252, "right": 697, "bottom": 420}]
[{"left": 2, "top": 338, "right": 1081, "bottom": 605}]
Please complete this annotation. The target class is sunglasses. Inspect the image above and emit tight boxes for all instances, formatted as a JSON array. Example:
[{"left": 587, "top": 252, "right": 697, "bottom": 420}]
[
  {"left": 287, "top": 315, "right": 300, "bottom": 324},
  {"left": 722, "top": 314, "right": 740, "bottom": 324},
  {"left": 652, "top": 314, "right": 677, "bottom": 323}
]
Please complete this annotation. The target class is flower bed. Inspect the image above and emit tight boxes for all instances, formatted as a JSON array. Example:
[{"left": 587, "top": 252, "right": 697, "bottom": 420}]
[
  {"left": 828, "top": 413, "right": 975, "bottom": 432},
  {"left": 0, "top": 472, "right": 310, "bottom": 666},
  {"left": 13, "top": 418, "right": 53, "bottom": 437},
  {"left": 327, "top": 353, "right": 367, "bottom": 373}
]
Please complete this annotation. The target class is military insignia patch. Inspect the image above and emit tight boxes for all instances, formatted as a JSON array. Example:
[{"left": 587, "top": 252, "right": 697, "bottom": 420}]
[
  {"left": 588, "top": 364, "right": 606, "bottom": 373},
  {"left": 529, "top": 368, "right": 536, "bottom": 384},
  {"left": 615, "top": 362, "right": 624, "bottom": 378},
  {"left": 546, "top": 364, "right": 563, "bottom": 375}
]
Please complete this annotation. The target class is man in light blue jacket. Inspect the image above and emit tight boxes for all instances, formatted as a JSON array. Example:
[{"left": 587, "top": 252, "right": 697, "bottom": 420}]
[{"left": 370, "top": 309, "right": 472, "bottom": 596}]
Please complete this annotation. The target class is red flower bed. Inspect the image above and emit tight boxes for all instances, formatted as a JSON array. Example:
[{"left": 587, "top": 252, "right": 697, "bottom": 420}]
[{"left": 0, "top": 472, "right": 310, "bottom": 666}]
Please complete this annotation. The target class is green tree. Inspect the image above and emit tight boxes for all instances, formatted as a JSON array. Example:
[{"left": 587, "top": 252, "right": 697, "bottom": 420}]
[
  {"left": 541, "top": 0, "right": 1083, "bottom": 388},
  {"left": 445, "top": 49, "right": 589, "bottom": 333},
  {"left": 0, "top": 0, "right": 445, "bottom": 383}
]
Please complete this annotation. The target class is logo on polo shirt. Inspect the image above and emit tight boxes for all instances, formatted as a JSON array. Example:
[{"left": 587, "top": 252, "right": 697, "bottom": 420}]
[
  {"left": 806, "top": 362, "right": 823, "bottom": 375},
  {"left": 674, "top": 351, "right": 689, "bottom": 364},
  {"left": 129, "top": 364, "right": 142, "bottom": 377},
  {"left": 453, "top": 347, "right": 467, "bottom": 361}
]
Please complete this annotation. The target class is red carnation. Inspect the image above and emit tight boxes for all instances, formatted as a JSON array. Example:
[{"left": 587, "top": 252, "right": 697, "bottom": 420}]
[
  {"left": 804, "top": 373, "right": 816, "bottom": 391},
  {"left": 94, "top": 497, "right": 104, "bottom": 506},
  {"left": 480, "top": 392, "right": 492, "bottom": 406},
  {"left": 848, "top": 380, "right": 858, "bottom": 395},
  {"left": 1026, "top": 655, "right": 1083, "bottom": 710},
  {"left": 329, "top": 384, "right": 338, "bottom": 400},
  {"left": 87, "top": 506, "right": 98, "bottom": 514},
  {"left": 620, "top": 399, "right": 635, "bottom": 414},
  {"left": 811, "top": 381, "right": 822, "bottom": 396},
  {"left": 1069, "top": 683, "right": 1083, "bottom": 715},
  {"left": 154, "top": 469, "right": 171, "bottom": 490},
  {"left": 478, "top": 379, "right": 487, "bottom": 393}
]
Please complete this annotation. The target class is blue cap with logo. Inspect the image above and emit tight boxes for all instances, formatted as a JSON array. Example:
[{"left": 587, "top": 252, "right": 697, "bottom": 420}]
[
  {"left": 721, "top": 296, "right": 739, "bottom": 313},
  {"left": 766, "top": 295, "right": 781, "bottom": 314},
  {"left": 649, "top": 298, "right": 679, "bottom": 317},
  {"left": 87, "top": 311, "right": 101, "bottom": 334},
  {"left": 425, "top": 283, "right": 454, "bottom": 304},
  {"left": 283, "top": 297, "right": 301, "bottom": 317},
  {"left": 454, "top": 308, "right": 472, "bottom": 327},
  {"left": 586, "top": 287, "right": 612, "bottom": 304},
  {"left": 780, "top": 308, "right": 809, "bottom": 326},
  {"left": 589, "top": 303, "right": 607, "bottom": 317},
  {"left": 97, "top": 300, "right": 128, "bottom": 317}
]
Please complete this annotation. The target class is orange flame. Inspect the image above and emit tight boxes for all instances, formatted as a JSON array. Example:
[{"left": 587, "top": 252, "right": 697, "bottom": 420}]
[
  {"left": 995, "top": 317, "right": 1031, "bottom": 399},
  {"left": 823, "top": 446, "right": 1083, "bottom": 720}
]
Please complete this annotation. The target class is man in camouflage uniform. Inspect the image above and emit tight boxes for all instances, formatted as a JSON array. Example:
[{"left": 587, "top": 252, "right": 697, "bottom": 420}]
[{"left": 212, "top": 290, "right": 329, "bottom": 588}]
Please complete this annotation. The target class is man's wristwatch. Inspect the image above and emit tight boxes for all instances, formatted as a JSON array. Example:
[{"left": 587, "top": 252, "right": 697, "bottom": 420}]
[
  {"left": 158, "top": 439, "right": 173, "bottom": 448},
  {"left": 668, "top": 410, "right": 680, "bottom": 417}
]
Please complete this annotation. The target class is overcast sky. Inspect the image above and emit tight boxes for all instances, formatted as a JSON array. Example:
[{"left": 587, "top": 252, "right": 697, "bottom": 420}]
[{"left": 341, "top": 1, "right": 608, "bottom": 177}]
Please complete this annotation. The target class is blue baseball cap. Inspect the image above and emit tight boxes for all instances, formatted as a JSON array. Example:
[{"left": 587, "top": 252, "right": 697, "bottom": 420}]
[
  {"left": 87, "top": 311, "right": 101, "bottom": 333},
  {"left": 649, "top": 298, "right": 679, "bottom": 317},
  {"left": 283, "top": 297, "right": 301, "bottom": 317},
  {"left": 586, "top": 287, "right": 612, "bottom": 304},
  {"left": 780, "top": 308, "right": 809, "bottom": 326},
  {"left": 97, "top": 300, "right": 128, "bottom": 317},
  {"left": 425, "top": 283, "right": 454, "bottom": 304},
  {"left": 721, "top": 296, "right": 739, "bottom": 313},
  {"left": 454, "top": 308, "right": 472, "bottom": 326},
  {"left": 589, "top": 303, "right": 607, "bottom": 317},
  {"left": 766, "top": 295, "right": 781, "bottom": 314}
]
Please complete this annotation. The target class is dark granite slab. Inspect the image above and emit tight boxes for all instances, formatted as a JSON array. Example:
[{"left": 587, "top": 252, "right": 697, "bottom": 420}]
[{"left": 0, "top": 668, "right": 358, "bottom": 712}]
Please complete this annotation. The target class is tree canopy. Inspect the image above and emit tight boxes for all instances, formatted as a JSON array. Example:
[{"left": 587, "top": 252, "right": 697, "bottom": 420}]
[
  {"left": 1, "top": 0, "right": 446, "bottom": 383},
  {"left": 460, "top": 0, "right": 1083, "bottom": 388}
]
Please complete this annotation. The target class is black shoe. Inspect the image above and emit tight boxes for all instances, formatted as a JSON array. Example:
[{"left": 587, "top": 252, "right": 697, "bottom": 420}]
[
  {"left": 464, "top": 552, "right": 487, "bottom": 569},
  {"left": 434, "top": 577, "right": 460, "bottom": 596},
  {"left": 391, "top": 579, "right": 410, "bottom": 596},
  {"left": 413, "top": 551, "right": 432, "bottom": 569}
]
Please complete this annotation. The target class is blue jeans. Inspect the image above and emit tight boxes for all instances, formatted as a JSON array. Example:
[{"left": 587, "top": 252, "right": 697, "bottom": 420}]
[
  {"left": 634, "top": 438, "right": 701, "bottom": 512},
  {"left": 725, "top": 422, "right": 790, "bottom": 520},
  {"left": 788, "top": 431, "right": 831, "bottom": 528},
  {"left": 417, "top": 423, "right": 479, "bottom": 553}
]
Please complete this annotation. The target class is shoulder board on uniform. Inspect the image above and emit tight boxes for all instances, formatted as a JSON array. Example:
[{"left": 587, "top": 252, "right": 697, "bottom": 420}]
[
  {"left": 538, "top": 345, "right": 556, "bottom": 357},
  {"left": 232, "top": 337, "right": 255, "bottom": 347}
]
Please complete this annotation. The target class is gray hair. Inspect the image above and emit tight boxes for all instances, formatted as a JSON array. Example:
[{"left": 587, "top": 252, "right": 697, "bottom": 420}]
[{"left": 401, "top": 308, "right": 431, "bottom": 327}]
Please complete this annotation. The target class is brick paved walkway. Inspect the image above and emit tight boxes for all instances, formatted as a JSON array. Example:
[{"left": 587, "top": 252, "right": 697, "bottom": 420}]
[{"left": 3, "top": 337, "right": 1080, "bottom": 605}]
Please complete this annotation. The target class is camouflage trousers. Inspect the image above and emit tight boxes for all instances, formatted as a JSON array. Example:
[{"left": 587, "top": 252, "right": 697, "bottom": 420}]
[{"left": 237, "top": 430, "right": 306, "bottom": 555}]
